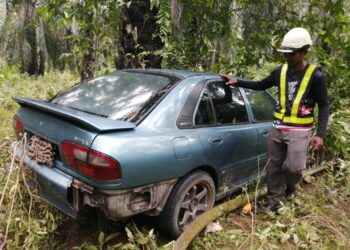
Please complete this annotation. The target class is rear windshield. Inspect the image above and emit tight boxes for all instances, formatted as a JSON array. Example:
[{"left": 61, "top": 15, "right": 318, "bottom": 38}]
[{"left": 51, "top": 71, "right": 179, "bottom": 122}]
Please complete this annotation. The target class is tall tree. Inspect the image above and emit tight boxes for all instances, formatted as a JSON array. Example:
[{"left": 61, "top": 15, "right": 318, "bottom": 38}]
[
  {"left": 1, "top": 0, "right": 42, "bottom": 75},
  {"left": 44, "top": 0, "right": 121, "bottom": 81},
  {"left": 1, "top": 0, "right": 66, "bottom": 75},
  {"left": 155, "top": 0, "right": 233, "bottom": 71},
  {"left": 0, "top": 0, "right": 6, "bottom": 32},
  {"left": 115, "top": 0, "right": 163, "bottom": 69}
]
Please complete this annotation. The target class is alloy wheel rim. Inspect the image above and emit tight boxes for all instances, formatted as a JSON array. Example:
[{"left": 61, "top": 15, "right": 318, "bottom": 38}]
[{"left": 178, "top": 182, "right": 214, "bottom": 230}]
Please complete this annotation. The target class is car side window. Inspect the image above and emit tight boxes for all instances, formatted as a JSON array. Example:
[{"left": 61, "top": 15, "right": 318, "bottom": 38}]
[
  {"left": 229, "top": 87, "right": 249, "bottom": 124},
  {"left": 194, "top": 91, "right": 216, "bottom": 126},
  {"left": 244, "top": 89, "right": 275, "bottom": 122},
  {"left": 195, "top": 81, "right": 248, "bottom": 126}
]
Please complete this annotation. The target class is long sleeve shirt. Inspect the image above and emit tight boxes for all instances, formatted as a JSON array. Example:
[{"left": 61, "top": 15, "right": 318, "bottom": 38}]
[{"left": 236, "top": 64, "right": 329, "bottom": 137}]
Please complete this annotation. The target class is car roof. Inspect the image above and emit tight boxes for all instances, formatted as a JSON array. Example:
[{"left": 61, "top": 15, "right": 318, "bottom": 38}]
[{"left": 122, "top": 68, "right": 218, "bottom": 79}]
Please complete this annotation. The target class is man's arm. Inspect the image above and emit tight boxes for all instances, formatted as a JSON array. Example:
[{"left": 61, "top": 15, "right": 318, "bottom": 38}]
[
  {"left": 221, "top": 71, "right": 276, "bottom": 90},
  {"left": 309, "top": 70, "right": 329, "bottom": 150}
]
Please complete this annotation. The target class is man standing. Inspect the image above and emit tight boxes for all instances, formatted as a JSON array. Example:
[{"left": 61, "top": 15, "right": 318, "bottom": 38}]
[{"left": 223, "top": 27, "right": 329, "bottom": 212}]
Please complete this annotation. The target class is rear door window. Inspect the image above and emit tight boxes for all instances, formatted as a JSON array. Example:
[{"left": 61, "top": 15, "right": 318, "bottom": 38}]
[
  {"left": 194, "top": 81, "right": 249, "bottom": 126},
  {"left": 195, "top": 91, "right": 216, "bottom": 126}
]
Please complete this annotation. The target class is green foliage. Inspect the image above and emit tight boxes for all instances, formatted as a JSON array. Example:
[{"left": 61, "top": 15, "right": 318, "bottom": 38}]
[
  {"left": 0, "top": 71, "right": 78, "bottom": 248},
  {"left": 72, "top": 231, "right": 121, "bottom": 250},
  {"left": 325, "top": 110, "right": 350, "bottom": 159},
  {"left": 0, "top": 0, "right": 66, "bottom": 75},
  {"left": 0, "top": 1, "right": 36, "bottom": 74},
  {"left": 0, "top": 65, "right": 20, "bottom": 82},
  {"left": 71, "top": 222, "right": 174, "bottom": 250},
  {"left": 155, "top": 0, "right": 234, "bottom": 72},
  {"left": 192, "top": 160, "right": 350, "bottom": 249},
  {"left": 0, "top": 137, "right": 63, "bottom": 249},
  {"left": 120, "top": 223, "right": 172, "bottom": 250},
  {"left": 154, "top": 0, "right": 350, "bottom": 91},
  {"left": 0, "top": 71, "right": 78, "bottom": 139},
  {"left": 40, "top": 0, "right": 124, "bottom": 75}
]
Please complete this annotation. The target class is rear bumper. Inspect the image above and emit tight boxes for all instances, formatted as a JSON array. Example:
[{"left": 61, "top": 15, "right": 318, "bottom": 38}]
[
  {"left": 82, "top": 178, "right": 177, "bottom": 219},
  {"left": 14, "top": 144, "right": 77, "bottom": 218},
  {"left": 14, "top": 143, "right": 177, "bottom": 220}
]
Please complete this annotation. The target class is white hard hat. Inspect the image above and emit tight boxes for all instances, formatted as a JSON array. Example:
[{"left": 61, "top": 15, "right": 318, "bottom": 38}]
[{"left": 277, "top": 27, "right": 312, "bottom": 53}]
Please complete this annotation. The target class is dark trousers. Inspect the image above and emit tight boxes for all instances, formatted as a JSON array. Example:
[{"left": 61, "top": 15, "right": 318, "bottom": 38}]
[{"left": 266, "top": 127, "right": 312, "bottom": 205}]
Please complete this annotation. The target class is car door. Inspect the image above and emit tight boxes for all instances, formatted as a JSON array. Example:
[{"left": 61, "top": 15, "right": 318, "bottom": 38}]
[
  {"left": 242, "top": 89, "right": 275, "bottom": 175},
  {"left": 194, "top": 80, "right": 259, "bottom": 193}
]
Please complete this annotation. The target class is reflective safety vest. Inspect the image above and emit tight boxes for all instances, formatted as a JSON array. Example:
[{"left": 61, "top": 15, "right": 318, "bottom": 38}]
[{"left": 274, "top": 64, "right": 316, "bottom": 125}]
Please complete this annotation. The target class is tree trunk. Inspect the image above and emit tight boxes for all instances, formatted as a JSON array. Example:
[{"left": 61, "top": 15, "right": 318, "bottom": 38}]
[
  {"left": 26, "top": 25, "right": 38, "bottom": 75},
  {"left": 38, "top": 49, "right": 45, "bottom": 76},
  {"left": 23, "top": 0, "right": 39, "bottom": 76},
  {"left": 115, "top": 0, "right": 163, "bottom": 69},
  {"left": 0, "top": 0, "right": 6, "bottom": 33},
  {"left": 80, "top": 54, "right": 95, "bottom": 82},
  {"left": 80, "top": 12, "right": 95, "bottom": 82}
]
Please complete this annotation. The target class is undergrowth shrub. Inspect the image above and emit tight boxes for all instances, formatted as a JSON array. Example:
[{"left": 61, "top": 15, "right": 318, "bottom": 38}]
[
  {"left": 0, "top": 72, "right": 78, "bottom": 248},
  {"left": 0, "top": 139, "right": 65, "bottom": 249}
]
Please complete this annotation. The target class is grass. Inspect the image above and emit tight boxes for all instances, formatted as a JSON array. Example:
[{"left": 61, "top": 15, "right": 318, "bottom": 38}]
[
  {"left": 192, "top": 160, "right": 350, "bottom": 249},
  {"left": 0, "top": 71, "right": 79, "bottom": 249},
  {"left": 0, "top": 70, "right": 349, "bottom": 249},
  {"left": 0, "top": 71, "right": 78, "bottom": 139}
]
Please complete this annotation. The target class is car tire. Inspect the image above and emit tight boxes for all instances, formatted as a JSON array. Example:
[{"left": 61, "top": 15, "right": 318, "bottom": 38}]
[{"left": 158, "top": 171, "right": 215, "bottom": 238}]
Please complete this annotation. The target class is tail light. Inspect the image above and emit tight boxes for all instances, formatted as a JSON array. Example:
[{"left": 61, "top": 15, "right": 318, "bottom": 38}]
[
  {"left": 61, "top": 141, "right": 122, "bottom": 181},
  {"left": 13, "top": 115, "right": 24, "bottom": 139}
]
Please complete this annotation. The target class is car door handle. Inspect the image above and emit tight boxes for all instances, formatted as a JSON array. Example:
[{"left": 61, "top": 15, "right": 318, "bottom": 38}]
[
  {"left": 209, "top": 136, "right": 223, "bottom": 145},
  {"left": 259, "top": 129, "right": 269, "bottom": 137}
]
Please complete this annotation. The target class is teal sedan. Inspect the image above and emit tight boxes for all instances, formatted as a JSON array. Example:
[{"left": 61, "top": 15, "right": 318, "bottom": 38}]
[{"left": 13, "top": 69, "right": 274, "bottom": 238}]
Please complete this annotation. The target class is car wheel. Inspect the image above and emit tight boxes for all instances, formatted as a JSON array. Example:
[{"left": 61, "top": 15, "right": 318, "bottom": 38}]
[{"left": 158, "top": 171, "right": 215, "bottom": 238}]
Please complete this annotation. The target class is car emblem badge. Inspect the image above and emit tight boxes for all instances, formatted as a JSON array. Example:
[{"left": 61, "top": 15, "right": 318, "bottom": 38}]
[{"left": 74, "top": 136, "right": 89, "bottom": 146}]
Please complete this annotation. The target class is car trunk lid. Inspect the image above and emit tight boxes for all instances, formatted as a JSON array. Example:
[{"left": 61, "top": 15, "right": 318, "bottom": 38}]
[{"left": 13, "top": 96, "right": 135, "bottom": 178}]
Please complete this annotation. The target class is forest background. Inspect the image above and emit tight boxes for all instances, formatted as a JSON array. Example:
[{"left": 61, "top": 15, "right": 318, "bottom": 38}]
[{"left": 0, "top": 0, "right": 349, "bottom": 249}]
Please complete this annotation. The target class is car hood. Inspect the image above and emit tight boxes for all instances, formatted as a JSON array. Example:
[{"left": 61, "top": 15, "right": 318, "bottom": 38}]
[{"left": 13, "top": 97, "right": 136, "bottom": 132}]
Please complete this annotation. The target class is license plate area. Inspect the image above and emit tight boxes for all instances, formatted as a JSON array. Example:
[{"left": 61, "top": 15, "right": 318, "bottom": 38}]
[{"left": 28, "top": 135, "right": 55, "bottom": 167}]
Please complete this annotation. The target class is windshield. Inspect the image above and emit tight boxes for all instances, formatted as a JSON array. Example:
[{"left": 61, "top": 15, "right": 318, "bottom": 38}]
[{"left": 51, "top": 71, "right": 179, "bottom": 122}]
